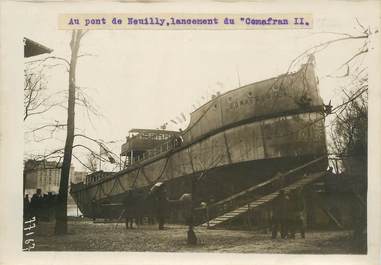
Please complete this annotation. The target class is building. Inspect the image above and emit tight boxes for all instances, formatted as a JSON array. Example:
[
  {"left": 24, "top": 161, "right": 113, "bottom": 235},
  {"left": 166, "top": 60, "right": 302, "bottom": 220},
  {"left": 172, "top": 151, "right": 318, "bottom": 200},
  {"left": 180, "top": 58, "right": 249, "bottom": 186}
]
[{"left": 24, "top": 159, "right": 86, "bottom": 197}]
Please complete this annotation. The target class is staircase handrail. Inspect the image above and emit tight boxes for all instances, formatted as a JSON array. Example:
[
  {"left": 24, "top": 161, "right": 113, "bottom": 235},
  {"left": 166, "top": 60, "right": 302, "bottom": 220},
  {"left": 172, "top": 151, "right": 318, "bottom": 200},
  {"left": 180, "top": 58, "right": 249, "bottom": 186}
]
[{"left": 203, "top": 155, "right": 326, "bottom": 211}]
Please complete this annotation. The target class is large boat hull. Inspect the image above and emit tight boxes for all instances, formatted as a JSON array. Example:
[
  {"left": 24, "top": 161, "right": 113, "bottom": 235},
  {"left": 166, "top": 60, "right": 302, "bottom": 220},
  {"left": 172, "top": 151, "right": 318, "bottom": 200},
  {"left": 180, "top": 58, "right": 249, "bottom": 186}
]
[
  {"left": 72, "top": 154, "right": 327, "bottom": 218},
  {"left": 71, "top": 111, "right": 327, "bottom": 218}
]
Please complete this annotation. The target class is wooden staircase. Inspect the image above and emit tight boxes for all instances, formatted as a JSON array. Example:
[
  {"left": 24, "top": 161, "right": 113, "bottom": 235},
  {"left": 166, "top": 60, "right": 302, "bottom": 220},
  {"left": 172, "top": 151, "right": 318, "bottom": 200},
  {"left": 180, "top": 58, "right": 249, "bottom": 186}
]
[{"left": 200, "top": 171, "right": 327, "bottom": 229}]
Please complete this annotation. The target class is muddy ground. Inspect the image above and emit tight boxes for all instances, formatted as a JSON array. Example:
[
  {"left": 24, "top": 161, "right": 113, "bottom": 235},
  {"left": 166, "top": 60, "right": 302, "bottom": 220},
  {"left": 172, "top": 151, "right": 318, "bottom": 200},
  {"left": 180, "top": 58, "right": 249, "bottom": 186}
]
[{"left": 29, "top": 219, "right": 366, "bottom": 253}]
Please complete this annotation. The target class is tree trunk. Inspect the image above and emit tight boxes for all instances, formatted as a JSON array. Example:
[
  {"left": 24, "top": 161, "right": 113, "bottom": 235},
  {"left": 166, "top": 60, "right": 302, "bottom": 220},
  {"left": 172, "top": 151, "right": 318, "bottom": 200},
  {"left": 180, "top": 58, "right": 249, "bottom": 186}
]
[{"left": 55, "top": 30, "right": 83, "bottom": 235}]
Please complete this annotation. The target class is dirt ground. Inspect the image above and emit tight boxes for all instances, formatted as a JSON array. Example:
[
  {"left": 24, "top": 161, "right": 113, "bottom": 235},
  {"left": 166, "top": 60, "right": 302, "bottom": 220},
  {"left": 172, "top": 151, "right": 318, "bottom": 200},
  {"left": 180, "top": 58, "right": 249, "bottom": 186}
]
[{"left": 30, "top": 219, "right": 366, "bottom": 254}]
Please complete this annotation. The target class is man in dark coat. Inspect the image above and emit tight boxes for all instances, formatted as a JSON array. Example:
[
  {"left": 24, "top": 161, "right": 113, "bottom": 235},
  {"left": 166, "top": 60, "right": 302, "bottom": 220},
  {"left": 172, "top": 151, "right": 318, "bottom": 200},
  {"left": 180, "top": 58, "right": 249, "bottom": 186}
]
[
  {"left": 288, "top": 188, "right": 306, "bottom": 239},
  {"left": 124, "top": 191, "right": 136, "bottom": 229},
  {"left": 24, "top": 194, "right": 30, "bottom": 219},
  {"left": 135, "top": 190, "right": 145, "bottom": 226},
  {"left": 150, "top": 182, "right": 168, "bottom": 230},
  {"left": 271, "top": 189, "right": 289, "bottom": 239},
  {"left": 156, "top": 185, "right": 168, "bottom": 230},
  {"left": 30, "top": 189, "right": 43, "bottom": 221}
]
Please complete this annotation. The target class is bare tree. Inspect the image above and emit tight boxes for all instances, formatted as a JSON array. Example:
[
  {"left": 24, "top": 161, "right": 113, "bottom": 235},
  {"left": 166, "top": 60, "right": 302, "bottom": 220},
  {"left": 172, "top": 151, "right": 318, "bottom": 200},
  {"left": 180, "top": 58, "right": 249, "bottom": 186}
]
[
  {"left": 272, "top": 19, "right": 373, "bottom": 157},
  {"left": 55, "top": 30, "right": 86, "bottom": 235},
  {"left": 24, "top": 66, "right": 63, "bottom": 121},
  {"left": 50, "top": 30, "right": 121, "bottom": 234},
  {"left": 286, "top": 19, "right": 374, "bottom": 248},
  {"left": 330, "top": 77, "right": 368, "bottom": 161},
  {"left": 23, "top": 30, "right": 122, "bottom": 234}
]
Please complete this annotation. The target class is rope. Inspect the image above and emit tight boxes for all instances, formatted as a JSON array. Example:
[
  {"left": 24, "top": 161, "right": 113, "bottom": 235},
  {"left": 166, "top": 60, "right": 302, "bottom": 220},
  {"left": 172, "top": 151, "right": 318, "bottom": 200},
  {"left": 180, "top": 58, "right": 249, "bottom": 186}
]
[
  {"left": 106, "top": 176, "right": 118, "bottom": 197},
  {"left": 141, "top": 167, "right": 153, "bottom": 186},
  {"left": 153, "top": 155, "right": 170, "bottom": 183},
  {"left": 131, "top": 167, "right": 141, "bottom": 189},
  {"left": 116, "top": 175, "right": 128, "bottom": 192}
]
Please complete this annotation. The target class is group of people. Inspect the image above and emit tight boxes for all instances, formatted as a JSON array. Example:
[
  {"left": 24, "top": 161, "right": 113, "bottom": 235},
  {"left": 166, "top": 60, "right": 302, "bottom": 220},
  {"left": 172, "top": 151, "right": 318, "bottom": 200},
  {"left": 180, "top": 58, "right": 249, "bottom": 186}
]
[
  {"left": 123, "top": 189, "right": 156, "bottom": 229},
  {"left": 122, "top": 183, "right": 168, "bottom": 230},
  {"left": 24, "top": 188, "right": 57, "bottom": 221},
  {"left": 122, "top": 183, "right": 193, "bottom": 231},
  {"left": 271, "top": 188, "right": 306, "bottom": 239}
]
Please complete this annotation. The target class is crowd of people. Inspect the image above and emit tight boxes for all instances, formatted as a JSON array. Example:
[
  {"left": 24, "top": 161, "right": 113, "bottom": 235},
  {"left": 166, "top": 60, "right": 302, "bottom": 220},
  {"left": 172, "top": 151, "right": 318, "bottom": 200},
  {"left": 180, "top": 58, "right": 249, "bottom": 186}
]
[
  {"left": 120, "top": 184, "right": 168, "bottom": 230},
  {"left": 121, "top": 183, "right": 193, "bottom": 231},
  {"left": 123, "top": 189, "right": 156, "bottom": 229},
  {"left": 24, "top": 188, "right": 58, "bottom": 221}
]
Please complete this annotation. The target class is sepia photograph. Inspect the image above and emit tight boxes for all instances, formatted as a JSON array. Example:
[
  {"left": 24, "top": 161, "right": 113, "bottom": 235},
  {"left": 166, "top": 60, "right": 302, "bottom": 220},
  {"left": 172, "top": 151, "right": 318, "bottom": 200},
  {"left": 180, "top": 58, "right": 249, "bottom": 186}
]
[{"left": 1, "top": 1, "right": 381, "bottom": 265}]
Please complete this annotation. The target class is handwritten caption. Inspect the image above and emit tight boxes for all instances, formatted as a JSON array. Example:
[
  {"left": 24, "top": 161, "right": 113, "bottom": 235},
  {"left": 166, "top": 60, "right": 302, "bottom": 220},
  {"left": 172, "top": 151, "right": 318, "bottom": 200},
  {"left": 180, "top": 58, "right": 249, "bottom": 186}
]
[
  {"left": 58, "top": 13, "right": 313, "bottom": 30},
  {"left": 23, "top": 216, "right": 36, "bottom": 251}
]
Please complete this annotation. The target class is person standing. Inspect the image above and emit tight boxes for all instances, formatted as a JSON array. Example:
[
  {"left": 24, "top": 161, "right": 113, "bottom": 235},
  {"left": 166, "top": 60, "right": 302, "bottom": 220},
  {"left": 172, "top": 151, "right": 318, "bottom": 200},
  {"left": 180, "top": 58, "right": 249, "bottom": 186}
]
[
  {"left": 24, "top": 194, "right": 30, "bottom": 219},
  {"left": 135, "top": 190, "right": 145, "bottom": 226},
  {"left": 296, "top": 188, "right": 306, "bottom": 239},
  {"left": 155, "top": 183, "right": 168, "bottom": 230},
  {"left": 287, "top": 191, "right": 298, "bottom": 239},
  {"left": 30, "top": 189, "right": 43, "bottom": 222},
  {"left": 288, "top": 188, "right": 306, "bottom": 239},
  {"left": 156, "top": 185, "right": 168, "bottom": 230},
  {"left": 124, "top": 191, "right": 135, "bottom": 229},
  {"left": 271, "top": 189, "right": 289, "bottom": 239},
  {"left": 149, "top": 182, "right": 168, "bottom": 230}
]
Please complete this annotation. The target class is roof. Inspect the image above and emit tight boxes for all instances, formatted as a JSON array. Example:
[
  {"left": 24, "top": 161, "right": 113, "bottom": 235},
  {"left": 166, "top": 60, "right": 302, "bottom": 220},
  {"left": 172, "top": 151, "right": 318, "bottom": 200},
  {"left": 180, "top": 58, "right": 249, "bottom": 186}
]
[
  {"left": 24, "top": 159, "right": 63, "bottom": 171},
  {"left": 24, "top": 37, "right": 53, "bottom": 58},
  {"left": 129, "top": 128, "right": 180, "bottom": 134}
]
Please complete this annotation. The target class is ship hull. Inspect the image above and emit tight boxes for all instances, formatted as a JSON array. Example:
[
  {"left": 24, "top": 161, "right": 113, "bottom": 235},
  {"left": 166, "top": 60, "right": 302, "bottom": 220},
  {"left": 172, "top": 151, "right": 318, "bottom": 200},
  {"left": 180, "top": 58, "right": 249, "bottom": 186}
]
[{"left": 71, "top": 154, "right": 327, "bottom": 218}]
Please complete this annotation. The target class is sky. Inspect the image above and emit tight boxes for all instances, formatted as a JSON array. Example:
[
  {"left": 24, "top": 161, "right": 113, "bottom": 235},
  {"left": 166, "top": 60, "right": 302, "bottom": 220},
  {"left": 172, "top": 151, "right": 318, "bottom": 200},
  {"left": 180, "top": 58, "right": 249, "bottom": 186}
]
[{"left": 20, "top": 2, "right": 378, "bottom": 172}]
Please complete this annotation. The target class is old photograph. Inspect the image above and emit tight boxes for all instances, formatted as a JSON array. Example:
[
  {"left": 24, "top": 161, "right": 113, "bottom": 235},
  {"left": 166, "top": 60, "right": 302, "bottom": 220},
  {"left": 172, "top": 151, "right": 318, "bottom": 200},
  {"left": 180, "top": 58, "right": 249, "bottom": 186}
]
[{"left": 1, "top": 1, "right": 381, "bottom": 265}]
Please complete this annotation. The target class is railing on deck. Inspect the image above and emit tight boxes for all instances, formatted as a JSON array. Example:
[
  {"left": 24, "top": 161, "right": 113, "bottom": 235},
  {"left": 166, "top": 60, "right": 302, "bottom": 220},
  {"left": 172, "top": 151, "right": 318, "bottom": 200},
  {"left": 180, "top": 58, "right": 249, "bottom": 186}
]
[{"left": 138, "top": 136, "right": 182, "bottom": 162}]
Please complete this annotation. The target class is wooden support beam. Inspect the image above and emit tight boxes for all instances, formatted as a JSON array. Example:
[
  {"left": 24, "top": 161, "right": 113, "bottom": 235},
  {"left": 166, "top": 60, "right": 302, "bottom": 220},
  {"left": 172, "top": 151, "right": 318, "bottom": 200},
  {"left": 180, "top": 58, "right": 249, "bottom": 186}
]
[
  {"left": 352, "top": 190, "right": 366, "bottom": 208},
  {"left": 314, "top": 193, "right": 344, "bottom": 229},
  {"left": 320, "top": 207, "right": 344, "bottom": 229}
]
